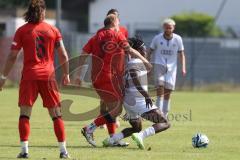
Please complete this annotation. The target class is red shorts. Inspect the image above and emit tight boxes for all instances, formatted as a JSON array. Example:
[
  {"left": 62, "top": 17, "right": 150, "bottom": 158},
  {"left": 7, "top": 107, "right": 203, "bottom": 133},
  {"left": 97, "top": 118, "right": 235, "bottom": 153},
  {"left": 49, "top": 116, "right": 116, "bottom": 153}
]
[
  {"left": 18, "top": 80, "right": 60, "bottom": 108},
  {"left": 93, "top": 73, "right": 124, "bottom": 102}
]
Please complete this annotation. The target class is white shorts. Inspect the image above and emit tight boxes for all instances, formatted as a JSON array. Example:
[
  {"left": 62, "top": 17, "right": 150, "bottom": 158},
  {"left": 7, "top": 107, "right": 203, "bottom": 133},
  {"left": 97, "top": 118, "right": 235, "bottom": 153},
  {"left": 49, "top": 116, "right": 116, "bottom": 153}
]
[
  {"left": 123, "top": 98, "right": 157, "bottom": 120},
  {"left": 154, "top": 64, "right": 177, "bottom": 90}
]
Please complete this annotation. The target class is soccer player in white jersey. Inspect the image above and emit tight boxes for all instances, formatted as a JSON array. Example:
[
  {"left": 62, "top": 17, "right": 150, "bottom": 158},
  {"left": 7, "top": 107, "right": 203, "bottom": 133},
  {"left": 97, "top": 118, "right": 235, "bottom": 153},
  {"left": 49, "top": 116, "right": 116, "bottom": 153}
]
[
  {"left": 149, "top": 18, "right": 186, "bottom": 117},
  {"left": 102, "top": 36, "right": 170, "bottom": 149}
]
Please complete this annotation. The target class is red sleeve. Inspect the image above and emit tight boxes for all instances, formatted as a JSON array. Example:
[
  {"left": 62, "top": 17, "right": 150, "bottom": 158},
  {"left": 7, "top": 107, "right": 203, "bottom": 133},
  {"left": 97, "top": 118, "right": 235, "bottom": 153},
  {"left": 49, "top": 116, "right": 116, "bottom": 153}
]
[
  {"left": 11, "top": 28, "right": 22, "bottom": 51},
  {"left": 82, "top": 37, "right": 94, "bottom": 54},
  {"left": 117, "top": 32, "right": 129, "bottom": 50},
  {"left": 120, "top": 26, "right": 128, "bottom": 38},
  {"left": 53, "top": 27, "right": 62, "bottom": 42}
]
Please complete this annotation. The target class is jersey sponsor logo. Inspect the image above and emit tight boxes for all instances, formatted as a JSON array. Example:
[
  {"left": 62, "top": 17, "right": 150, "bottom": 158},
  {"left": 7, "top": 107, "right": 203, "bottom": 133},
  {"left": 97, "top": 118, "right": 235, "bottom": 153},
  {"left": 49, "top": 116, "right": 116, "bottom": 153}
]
[{"left": 161, "top": 50, "right": 173, "bottom": 55}]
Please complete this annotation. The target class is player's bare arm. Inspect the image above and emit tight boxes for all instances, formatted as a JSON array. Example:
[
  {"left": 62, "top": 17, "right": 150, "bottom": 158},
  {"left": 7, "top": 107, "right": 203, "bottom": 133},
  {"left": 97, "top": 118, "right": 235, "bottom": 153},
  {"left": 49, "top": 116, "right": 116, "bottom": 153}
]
[
  {"left": 178, "top": 50, "right": 186, "bottom": 76},
  {"left": 125, "top": 46, "right": 152, "bottom": 71},
  {"left": 0, "top": 50, "right": 19, "bottom": 91},
  {"left": 129, "top": 69, "right": 153, "bottom": 108},
  {"left": 56, "top": 40, "right": 70, "bottom": 85}
]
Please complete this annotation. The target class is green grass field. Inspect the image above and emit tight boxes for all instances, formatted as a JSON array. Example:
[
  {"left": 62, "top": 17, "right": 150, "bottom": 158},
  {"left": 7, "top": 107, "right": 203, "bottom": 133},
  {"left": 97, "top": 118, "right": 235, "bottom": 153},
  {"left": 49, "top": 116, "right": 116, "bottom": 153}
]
[{"left": 0, "top": 88, "right": 240, "bottom": 160}]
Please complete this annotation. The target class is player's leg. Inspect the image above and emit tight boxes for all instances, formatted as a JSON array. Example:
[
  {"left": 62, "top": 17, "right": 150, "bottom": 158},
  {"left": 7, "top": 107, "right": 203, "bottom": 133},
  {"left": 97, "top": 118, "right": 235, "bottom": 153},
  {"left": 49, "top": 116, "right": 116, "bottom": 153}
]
[
  {"left": 82, "top": 101, "right": 122, "bottom": 147},
  {"left": 48, "top": 107, "right": 69, "bottom": 158},
  {"left": 132, "top": 109, "right": 170, "bottom": 149},
  {"left": 99, "top": 101, "right": 107, "bottom": 129},
  {"left": 162, "top": 69, "right": 176, "bottom": 117},
  {"left": 162, "top": 88, "right": 172, "bottom": 117},
  {"left": 39, "top": 80, "right": 69, "bottom": 158},
  {"left": 17, "top": 106, "right": 32, "bottom": 158},
  {"left": 156, "top": 85, "right": 164, "bottom": 109},
  {"left": 142, "top": 109, "right": 170, "bottom": 133},
  {"left": 154, "top": 64, "right": 167, "bottom": 109},
  {"left": 17, "top": 80, "right": 38, "bottom": 158},
  {"left": 103, "top": 118, "right": 142, "bottom": 147},
  {"left": 84, "top": 101, "right": 122, "bottom": 133}
]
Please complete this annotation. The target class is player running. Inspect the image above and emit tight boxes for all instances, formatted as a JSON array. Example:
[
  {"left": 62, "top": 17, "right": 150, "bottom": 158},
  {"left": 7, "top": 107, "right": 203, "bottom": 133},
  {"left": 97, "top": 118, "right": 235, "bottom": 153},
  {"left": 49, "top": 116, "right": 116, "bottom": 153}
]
[
  {"left": 102, "top": 36, "right": 170, "bottom": 149},
  {"left": 0, "top": 0, "right": 70, "bottom": 158},
  {"left": 76, "top": 14, "right": 152, "bottom": 147},
  {"left": 149, "top": 18, "right": 186, "bottom": 117}
]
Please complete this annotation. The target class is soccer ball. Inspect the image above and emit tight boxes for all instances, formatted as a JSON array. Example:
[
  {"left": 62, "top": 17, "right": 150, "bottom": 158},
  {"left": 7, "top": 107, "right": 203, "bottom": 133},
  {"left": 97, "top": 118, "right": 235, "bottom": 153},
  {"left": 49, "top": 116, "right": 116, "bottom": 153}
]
[{"left": 192, "top": 133, "right": 209, "bottom": 148}]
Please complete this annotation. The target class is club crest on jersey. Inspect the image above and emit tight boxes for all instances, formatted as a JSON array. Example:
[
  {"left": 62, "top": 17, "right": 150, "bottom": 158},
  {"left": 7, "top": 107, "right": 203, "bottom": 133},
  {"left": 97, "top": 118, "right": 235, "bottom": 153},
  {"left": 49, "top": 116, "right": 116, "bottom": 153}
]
[{"left": 160, "top": 42, "right": 163, "bottom": 45}]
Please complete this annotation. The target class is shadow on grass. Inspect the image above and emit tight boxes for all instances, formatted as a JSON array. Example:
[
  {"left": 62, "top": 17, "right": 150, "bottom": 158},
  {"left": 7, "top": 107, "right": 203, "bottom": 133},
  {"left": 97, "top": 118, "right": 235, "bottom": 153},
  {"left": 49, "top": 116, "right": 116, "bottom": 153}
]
[{"left": 0, "top": 144, "right": 140, "bottom": 150}]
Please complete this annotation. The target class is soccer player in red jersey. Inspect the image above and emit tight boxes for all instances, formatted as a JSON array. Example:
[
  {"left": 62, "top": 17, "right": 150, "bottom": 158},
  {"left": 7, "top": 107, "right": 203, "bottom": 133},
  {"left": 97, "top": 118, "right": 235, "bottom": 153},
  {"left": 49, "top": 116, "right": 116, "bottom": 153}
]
[
  {"left": 0, "top": 0, "right": 70, "bottom": 158},
  {"left": 105, "top": 9, "right": 128, "bottom": 133},
  {"left": 76, "top": 14, "right": 152, "bottom": 147}
]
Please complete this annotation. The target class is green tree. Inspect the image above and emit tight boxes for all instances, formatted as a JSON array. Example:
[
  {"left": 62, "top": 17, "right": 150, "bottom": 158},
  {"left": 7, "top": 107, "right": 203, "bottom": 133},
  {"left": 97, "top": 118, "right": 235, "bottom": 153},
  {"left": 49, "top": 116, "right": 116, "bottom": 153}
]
[{"left": 171, "top": 12, "right": 224, "bottom": 37}]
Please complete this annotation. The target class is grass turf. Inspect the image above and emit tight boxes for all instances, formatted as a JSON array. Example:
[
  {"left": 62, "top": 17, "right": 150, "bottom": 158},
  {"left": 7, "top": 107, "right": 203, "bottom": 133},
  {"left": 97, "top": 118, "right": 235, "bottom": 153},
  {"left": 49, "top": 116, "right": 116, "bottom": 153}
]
[{"left": 0, "top": 88, "right": 239, "bottom": 160}]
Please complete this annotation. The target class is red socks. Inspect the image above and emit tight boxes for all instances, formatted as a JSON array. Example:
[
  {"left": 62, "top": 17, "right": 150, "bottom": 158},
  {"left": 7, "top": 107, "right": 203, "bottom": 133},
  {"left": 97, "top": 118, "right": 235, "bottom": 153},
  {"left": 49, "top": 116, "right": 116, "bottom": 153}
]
[
  {"left": 94, "top": 115, "right": 107, "bottom": 127},
  {"left": 53, "top": 117, "right": 65, "bottom": 142},
  {"left": 19, "top": 115, "right": 66, "bottom": 142},
  {"left": 19, "top": 116, "right": 30, "bottom": 141},
  {"left": 106, "top": 122, "right": 116, "bottom": 135}
]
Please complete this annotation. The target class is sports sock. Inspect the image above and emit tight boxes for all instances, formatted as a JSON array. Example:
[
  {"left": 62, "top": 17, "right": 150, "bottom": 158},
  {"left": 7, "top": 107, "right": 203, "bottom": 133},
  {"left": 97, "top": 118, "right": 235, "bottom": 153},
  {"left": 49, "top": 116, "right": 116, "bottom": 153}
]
[
  {"left": 162, "top": 99, "right": 170, "bottom": 117},
  {"left": 20, "top": 141, "right": 29, "bottom": 154},
  {"left": 87, "top": 113, "right": 115, "bottom": 134},
  {"left": 138, "top": 126, "right": 155, "bottom": 140},
  {"left": 19, "top": 115, "right": 30, "bottom": 142},
  {"left": 59, "top": 141, "right": 68, "bottom": 154},
  {"left": 106, "top": 118, "right": 116, "bottom": 136},
  {"left": 53, "top": 117, "right": 65, "bottom": 142},
  {"left": 109, "top": 132, "right": 124, "bottom": 143},
  {"left": 156, "top": 96, "right": 163, "bottom": 109},
  {"left": 85, "top": 114, "right": 106, "bottom": 133}
]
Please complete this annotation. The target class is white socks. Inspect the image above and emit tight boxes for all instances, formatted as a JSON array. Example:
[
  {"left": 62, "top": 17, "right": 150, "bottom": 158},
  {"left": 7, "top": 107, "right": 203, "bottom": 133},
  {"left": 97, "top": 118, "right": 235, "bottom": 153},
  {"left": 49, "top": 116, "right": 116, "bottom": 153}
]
[
  {"left": 59, "top": 142, "right": 68, "bottom": 154},
  {"left": 156, "top": 96, "right": 163, "bottom": 109},
  {"left": 162, "top": 99, "right": 170, "bottom": 117},
  {"left": 138, "top": 126, "right": 155, "bottom": 140},
  {"left": 21, "top": 141, "right": 67, "bottom": 154},
  {"left": 20, "top": 141, "right": 28, "bottom": 154},
  {"left": 110, "top": 132, "right": 124, "bottom": 143}
]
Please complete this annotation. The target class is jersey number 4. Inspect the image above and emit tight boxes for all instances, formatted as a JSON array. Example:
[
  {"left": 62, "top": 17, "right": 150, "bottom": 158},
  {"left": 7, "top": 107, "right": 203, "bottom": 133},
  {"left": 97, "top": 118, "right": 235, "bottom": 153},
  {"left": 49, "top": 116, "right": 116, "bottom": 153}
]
[{"left": 35, "top": 36, "right": 46, "bottom": 59}]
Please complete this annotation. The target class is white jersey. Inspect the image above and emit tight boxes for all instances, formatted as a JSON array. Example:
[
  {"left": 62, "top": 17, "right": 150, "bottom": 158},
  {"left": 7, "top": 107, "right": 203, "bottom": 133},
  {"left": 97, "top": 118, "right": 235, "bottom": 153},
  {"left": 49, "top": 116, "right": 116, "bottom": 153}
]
[
  {"left": 124, "top": 58, "right": 157, "bottom": 119},
  {"left": 150, "top": 33, "right": 184, "bottom": 72},
  {"left": 124, "top": 58, "right": 147, "bottom": 104}
]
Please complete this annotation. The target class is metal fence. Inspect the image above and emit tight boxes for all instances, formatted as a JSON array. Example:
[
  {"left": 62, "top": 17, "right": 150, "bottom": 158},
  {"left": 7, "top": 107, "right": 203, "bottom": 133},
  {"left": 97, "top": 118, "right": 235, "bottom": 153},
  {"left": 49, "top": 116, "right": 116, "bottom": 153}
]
[{"left": 1, "top": 33, "right": 240, "bottom": 89}]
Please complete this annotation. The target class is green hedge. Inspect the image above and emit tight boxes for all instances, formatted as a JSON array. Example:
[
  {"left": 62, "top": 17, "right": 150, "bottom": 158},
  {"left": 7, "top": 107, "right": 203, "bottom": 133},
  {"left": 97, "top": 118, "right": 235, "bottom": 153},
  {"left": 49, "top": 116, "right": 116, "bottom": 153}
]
[{"left": 171, "top": 12, "right": 224, "bottom": 37}]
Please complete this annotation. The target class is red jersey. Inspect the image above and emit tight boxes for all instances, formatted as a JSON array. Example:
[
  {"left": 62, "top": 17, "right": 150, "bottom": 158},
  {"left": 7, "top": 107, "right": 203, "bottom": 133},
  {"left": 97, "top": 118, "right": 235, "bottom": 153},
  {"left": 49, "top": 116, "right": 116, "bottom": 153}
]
[
  {"left": 11, "top": 22, "right": 62, "bottom": 80},
  {"left": 83, "top": 28, "right": 128, "bottom": 82},
  {"left": 119, "top": 26, "right": 128, "bottom": 38}
]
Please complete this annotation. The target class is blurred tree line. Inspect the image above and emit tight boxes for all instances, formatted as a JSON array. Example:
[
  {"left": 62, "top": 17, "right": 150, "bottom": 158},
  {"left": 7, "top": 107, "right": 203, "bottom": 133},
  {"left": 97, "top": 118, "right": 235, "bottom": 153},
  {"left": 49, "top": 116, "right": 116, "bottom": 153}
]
[{"left": 171, "top": 12, "right": 224, "bottom": 37}]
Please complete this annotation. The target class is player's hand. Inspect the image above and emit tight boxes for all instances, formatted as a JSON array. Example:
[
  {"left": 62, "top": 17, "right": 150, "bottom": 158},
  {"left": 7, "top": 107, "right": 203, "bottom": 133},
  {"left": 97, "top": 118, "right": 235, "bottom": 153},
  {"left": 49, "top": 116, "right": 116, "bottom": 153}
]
[
  {"left": 182, "top": 69, "right": 187, "bottom": 77},
  {"left": 62, "top": 74, "right": 70, "bottom": 86},
  {"left": 145, "top": 97, "right": 153, "bottom": 109},
  {"left": 75, "top": 77, "right": 82, "bottom": 86}
]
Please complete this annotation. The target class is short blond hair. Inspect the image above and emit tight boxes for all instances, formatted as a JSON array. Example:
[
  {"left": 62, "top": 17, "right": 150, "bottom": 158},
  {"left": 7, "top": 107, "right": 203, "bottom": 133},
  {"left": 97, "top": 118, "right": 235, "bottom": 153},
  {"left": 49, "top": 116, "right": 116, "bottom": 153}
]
[
  {"left": 162, "top": 18, "right": 176, "bottom": 26},
  {"left": 104, "top": 14, "right": 117, "bottom": 27}
]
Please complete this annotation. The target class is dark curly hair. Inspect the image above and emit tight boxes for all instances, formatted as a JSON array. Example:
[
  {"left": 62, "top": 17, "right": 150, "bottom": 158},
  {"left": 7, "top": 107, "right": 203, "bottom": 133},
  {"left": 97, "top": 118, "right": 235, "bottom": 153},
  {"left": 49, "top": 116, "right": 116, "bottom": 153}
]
[
  {"left": 24, "top": 0, "right": 46, "bottom": 23},
  {"left": 128, "top": 35, "right": 145, "bottom": 51}
]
